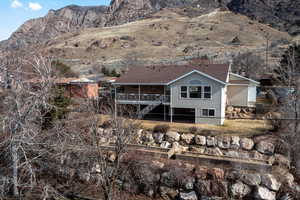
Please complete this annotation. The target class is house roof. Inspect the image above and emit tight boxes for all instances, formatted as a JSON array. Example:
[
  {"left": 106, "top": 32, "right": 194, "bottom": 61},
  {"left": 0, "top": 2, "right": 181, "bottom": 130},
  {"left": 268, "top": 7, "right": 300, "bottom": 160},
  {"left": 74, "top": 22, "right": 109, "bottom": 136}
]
[{"left": 115, "top": 64, "right": 230, "bottom": 85}]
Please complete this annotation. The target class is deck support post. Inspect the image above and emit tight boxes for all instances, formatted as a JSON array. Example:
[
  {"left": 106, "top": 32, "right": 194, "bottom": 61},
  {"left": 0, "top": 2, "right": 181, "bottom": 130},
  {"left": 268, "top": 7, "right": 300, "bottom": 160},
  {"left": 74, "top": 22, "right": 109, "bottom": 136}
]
[
  {"left": 164, "top": 86, "right": 166, "bottom": 121},
  {"left": 170, "top": 86, "right": 173, "bottom": 123},
  {"left": 114, "top": 86, "right": 117, "bottom": 120},
  {"left": 138, "top": 85, "right": 141, "bottom": 114}
]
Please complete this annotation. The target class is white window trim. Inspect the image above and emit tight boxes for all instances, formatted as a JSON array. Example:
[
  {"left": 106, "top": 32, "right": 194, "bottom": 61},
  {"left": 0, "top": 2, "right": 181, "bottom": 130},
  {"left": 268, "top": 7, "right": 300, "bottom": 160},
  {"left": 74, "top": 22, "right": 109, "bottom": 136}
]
[
  {"left": 202, "top": 108, "right": 216, "bottom": 118},
  {"left": 179, "top": 85, "right": 212, "bottom": 100}
]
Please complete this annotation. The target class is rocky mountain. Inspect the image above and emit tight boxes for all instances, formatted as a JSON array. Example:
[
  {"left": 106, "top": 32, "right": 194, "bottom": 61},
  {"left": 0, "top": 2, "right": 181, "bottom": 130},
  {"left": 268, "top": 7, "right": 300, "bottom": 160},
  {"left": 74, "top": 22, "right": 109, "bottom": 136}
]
[
  {"left": 1, "top": 0, "right": 299, "bottom": 53},
  {"left": 228, "top": 0, "right": 300, "bottom": 36}
]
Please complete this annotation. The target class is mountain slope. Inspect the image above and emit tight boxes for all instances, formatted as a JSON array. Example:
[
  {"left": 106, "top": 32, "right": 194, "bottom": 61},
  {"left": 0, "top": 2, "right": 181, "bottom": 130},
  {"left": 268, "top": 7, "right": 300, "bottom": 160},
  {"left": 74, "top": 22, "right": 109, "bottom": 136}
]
[
  {"left": 43, "top": 8, "right": 291, "bottom": 74},
  {"left": 1, "top": 0, "right": 299, "bottom": 53}
]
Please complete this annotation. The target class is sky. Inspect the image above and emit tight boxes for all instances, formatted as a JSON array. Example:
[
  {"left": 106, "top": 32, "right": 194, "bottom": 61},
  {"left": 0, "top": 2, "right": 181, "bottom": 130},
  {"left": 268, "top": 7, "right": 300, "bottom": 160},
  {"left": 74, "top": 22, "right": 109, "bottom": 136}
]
[{"left": 0, "top": 0, "right": 111, "bottom": 41}]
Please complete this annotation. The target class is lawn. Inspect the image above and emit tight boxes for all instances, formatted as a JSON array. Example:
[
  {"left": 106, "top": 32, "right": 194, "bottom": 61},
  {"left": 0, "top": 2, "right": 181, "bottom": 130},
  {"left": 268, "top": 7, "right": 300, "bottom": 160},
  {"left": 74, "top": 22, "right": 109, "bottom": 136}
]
[
  {"left": 99, "top": 114, "right": 273, "bottom": 137},
  {"left": 138, "top": 119, "right": 273, "bottom": 137}
]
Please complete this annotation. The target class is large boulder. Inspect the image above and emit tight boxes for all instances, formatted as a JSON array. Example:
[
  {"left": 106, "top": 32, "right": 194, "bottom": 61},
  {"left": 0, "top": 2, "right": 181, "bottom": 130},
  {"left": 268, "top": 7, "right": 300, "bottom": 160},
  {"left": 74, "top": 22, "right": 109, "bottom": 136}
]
[
  {"left": 159, "top": 186, "right": 178, "bottom": 200},
  {"left": 195, "top": 180, "right": 211, "bottom": 196},
  {"left": 231, "top": 136, "right": 240, "bottom": 149},
  {"left": 206, "top": 136, "right": 217, "bottom": 147},
  {"left": 273, "top": 154, "right": 291, "bottom": 168},
  {"left": 254, "top": 186, "right": 276, "bottom": 200},
  {"left": 153, "top": 132, "right": 165, "bottom": 144},
  {"left": 261, "top": 174, "right": 281, "bottom": 191},
  {"left": 178, "top": 191, "right": 198, "bottom": 200},
  {"left": 161, "top": 171, "right": 177, "bottom": 188},
  {"left": 168, "top": 142, "right": 188, "bottom": 158},
  {"left": 217, "top": 136, "right": 231, "bottom": 149},
  {"left": 141, "top": 131, "right": 155, "bottom": 144},
  {"left": 195, "top": 166, "right": 209, "bottom": 180},
  {"left": 181, "top": 134, "right": 195, "bottom": 144},
  {"left": 190, "top": 146, "right": 205, "bottom": 153},
  {"left": 281, "top": 172, "right": 294, "bottom": 187},
  {"left": 161, "top": 141, "right": 172, "bottom": 149},
  {"left": 240, "top": 138, "right": 254, "bottom": 150},
  {"left": 166, "top": 131, "right": 181, "bottom": 143},
  {"left": 208, "top": 168, "right": 225, "bottom": 180},
  {"left": 204, "top": 147, "right": 223, "bottom": 156},
  {"left": 240, "top": 173, "right": 261, "bottom": 186},
  {"left": 182, "top": 176, "right": 196, "bottom": 190},
  {"left": 195, "top": 135, "right": 206, "bottom": 146},
  {"left": 211, "top": 181, "right": 228, "bottom": 198},
  {"left": 230, "top": 182, "right": 251, "bottom": 198},
  {"left": 256, "top": 141, "right": 275, "bottom": 155}
]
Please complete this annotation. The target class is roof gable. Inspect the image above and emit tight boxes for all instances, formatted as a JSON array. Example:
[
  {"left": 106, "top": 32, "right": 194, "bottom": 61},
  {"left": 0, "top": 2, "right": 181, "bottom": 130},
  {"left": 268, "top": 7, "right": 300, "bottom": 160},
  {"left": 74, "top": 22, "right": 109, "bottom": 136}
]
[{"left": 167, "top": 70, "right": 226, "bottom": 85}]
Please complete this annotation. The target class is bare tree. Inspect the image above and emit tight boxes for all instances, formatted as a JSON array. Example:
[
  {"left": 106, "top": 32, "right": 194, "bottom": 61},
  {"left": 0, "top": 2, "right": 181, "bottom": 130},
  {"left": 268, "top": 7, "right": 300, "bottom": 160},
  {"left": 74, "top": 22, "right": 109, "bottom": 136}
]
[
  {"left": 0, "top": 55, "right": 55, "bottom": 197},
  {"left": 273, "top": 44, "right": 300, "bottom": 176},
  {"left": 83, "top": 98, "right": 139, "bottom": 200},
  {"left": 231, "top": 52, "right": 265, "bottom": 80}
]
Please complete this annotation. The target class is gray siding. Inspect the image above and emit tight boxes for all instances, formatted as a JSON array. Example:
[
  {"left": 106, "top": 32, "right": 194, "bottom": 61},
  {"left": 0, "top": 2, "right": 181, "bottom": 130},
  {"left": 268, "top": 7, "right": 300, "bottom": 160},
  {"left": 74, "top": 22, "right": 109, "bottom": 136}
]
[
  {"left": 227, "top": 85, "right": 248, "bottom": 107},
  {"left": 170, "top": 72, "right": 225, "bottom": 125}
]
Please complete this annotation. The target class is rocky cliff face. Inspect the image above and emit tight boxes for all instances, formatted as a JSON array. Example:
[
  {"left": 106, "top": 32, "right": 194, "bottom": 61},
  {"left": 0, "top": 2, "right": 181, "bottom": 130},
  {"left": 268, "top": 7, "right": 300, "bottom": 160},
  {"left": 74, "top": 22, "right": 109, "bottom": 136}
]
[
  {"left": 228, "top": 0, "right": 300, "bottom": 36},
  {"left": 0, "top": 5, "right": 108, "bottom": 51}
]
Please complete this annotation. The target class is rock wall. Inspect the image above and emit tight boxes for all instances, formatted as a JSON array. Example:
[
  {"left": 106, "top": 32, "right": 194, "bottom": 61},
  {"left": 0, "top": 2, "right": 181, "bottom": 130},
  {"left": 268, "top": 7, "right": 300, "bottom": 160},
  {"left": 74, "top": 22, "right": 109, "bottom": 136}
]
[
  {"left": 137, "top": 129, "right": 286, "bottom": 165},
  {"left": 54, "top": 149, "right": 292, "bottom": 200}
]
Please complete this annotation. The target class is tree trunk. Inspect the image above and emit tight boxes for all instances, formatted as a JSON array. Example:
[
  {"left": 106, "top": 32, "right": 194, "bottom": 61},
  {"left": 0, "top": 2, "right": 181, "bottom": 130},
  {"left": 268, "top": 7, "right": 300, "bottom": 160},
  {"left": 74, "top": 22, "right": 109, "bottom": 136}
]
[{"left": 12, "top": 145, "right": 19, "bottom": 197}]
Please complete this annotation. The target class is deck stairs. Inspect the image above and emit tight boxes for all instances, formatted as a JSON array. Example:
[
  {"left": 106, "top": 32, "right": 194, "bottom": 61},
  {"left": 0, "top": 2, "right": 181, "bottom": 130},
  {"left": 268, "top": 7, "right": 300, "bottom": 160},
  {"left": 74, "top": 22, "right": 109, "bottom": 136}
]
[{"left": 137, "top": 96, "right": 165, "bottom": 119}]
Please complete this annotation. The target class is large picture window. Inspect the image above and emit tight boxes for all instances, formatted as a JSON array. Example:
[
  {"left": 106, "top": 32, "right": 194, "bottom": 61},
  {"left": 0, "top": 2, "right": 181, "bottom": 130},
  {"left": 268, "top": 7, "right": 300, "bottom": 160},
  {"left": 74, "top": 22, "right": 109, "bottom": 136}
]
[
  {"left": 180, "top": 85, "right": 212, "bottom": 99},
  {"left": 202, "top": 109, "right": 215, "bottom": 117}
]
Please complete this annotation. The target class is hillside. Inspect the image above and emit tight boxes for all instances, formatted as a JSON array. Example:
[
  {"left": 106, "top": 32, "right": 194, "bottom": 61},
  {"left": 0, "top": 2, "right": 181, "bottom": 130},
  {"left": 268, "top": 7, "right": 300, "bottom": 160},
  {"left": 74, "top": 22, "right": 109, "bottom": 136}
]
[
  {"left": 44, "top": 8, "right": 291, "bottom": 74},
  {"left": 0, "top": 0, "right": 299, "bottom": 53}
]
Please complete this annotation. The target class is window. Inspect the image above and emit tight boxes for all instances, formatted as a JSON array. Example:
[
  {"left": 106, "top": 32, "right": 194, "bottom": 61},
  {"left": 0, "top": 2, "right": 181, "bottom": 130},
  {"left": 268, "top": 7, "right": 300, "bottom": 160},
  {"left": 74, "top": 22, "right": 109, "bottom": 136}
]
[
  {"left": 202, "top": 109, "right": 215, "bottom": 117},
  {"left": 189, "top": 86, "right": 202, "bottom": 98},
  {"left": 204, "top": 86, "right": 211, "bottom": 99},
  {"left": 180, "top": 85, "right": 212, "bottom": 99},
  {"left": 181, "top": 86, "right": 188, "bottom": 98}
]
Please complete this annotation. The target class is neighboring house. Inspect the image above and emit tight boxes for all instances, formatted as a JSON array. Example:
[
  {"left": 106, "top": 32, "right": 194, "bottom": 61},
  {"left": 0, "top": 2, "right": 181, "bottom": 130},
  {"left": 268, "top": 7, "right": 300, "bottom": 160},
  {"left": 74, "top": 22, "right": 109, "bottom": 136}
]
[
  {"left": 27, "top": 77, "right": 99, "bottom": 99},
  {"left": 55, "top": 78, "right": 99, "bottom": 99},
  {"left": 113, "top": 63, "right": 259, "bottom": 125}
]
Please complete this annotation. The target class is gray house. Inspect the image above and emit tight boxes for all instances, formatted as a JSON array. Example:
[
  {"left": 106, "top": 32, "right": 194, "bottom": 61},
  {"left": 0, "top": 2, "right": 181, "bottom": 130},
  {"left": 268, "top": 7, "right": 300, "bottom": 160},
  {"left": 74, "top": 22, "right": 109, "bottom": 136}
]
[{"left": 113, "top": 63, "right": 259, "bottom": 125}]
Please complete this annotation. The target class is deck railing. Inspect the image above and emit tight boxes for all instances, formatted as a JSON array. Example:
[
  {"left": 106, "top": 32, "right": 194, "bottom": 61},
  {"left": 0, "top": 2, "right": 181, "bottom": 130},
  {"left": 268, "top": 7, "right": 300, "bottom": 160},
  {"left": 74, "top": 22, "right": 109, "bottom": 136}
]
[{"left": 116, "top": 93, "right": 170, "bottom": 103}]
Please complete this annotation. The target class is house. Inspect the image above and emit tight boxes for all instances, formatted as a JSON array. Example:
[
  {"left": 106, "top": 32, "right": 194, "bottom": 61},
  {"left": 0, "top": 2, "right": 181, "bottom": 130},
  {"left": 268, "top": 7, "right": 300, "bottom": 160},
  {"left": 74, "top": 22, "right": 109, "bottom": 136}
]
[
  {"left": 26, "top": 77, "right": 99, "bottom": 99},
  {"left": 113, "top": 63, "right": 259, "bottom": 125},
  {"left": 55, "top": 78, "right": 99, "bottom": 99}
]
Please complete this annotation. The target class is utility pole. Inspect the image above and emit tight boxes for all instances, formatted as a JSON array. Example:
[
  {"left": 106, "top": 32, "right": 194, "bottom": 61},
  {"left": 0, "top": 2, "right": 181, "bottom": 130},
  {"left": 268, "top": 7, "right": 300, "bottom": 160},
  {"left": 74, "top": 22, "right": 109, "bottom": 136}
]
[{"left": 265, "top": 33, "right": 270, "bottom": 72}]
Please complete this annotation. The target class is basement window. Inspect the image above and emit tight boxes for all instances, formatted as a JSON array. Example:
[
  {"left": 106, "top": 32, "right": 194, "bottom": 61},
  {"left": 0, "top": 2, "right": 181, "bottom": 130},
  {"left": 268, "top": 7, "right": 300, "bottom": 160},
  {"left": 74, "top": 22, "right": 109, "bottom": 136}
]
[{"left": 202, "top": 109, "right": 215, "bottom": 117}]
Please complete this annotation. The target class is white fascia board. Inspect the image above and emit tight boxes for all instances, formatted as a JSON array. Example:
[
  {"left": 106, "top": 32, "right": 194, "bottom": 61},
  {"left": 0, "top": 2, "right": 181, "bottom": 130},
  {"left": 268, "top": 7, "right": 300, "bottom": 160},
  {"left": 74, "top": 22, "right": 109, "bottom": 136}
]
[
  {"left": 167, "top": 70, "right": 226, "bottom": 86},
  {"left": 230, "top": 72, "right": 260, "bottom": 85},
  {"left": 113, "top": 83, "right": 168, "bottom": 85}
]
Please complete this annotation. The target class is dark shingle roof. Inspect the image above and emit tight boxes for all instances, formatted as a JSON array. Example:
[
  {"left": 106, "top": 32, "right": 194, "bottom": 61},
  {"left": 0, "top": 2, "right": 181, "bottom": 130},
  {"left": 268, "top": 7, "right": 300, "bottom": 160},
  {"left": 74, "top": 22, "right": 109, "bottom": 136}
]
[{"left": 115, "top": 64, "right": 230, "bottom": 85}]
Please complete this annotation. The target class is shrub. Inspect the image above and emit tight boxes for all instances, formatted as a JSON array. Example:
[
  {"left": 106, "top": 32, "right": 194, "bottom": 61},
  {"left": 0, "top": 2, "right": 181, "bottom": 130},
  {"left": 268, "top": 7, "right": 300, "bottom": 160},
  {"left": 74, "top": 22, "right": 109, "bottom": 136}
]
[
  {"left": 153, "top": 124, "right": 170, "bottom": 133},
  {"left": 52, "top": 61, "right": 79, "bottom": 78},
  {"left": 43, "top": 87, "right": 72, "bottom": 129},
  {"left": 189, "top": 126, "right": 198, "bottom": 134},
  {"left": 101, "top": 120, "right": 113, "bottom": 129}
]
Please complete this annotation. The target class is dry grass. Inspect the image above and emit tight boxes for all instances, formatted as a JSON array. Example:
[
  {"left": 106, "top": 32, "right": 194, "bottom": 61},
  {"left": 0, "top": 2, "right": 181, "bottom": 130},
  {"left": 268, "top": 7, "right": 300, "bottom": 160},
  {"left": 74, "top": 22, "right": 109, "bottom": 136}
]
[
  {"left": 140, "top": 119, "right": 272, "bottom": 136},
  {"left": 99, "top": 114, "right": 272, "bottom": 137},
  {"left": 47, "top": 8, "right": 292, "bottom": 74}
]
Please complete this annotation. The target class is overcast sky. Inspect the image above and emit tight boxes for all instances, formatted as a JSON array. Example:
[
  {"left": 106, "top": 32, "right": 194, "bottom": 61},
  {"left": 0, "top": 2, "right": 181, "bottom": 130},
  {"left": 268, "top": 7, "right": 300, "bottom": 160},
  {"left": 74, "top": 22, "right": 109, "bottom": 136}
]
[{"left": 0, "top": 0, "right": 110, "bottom": 41}]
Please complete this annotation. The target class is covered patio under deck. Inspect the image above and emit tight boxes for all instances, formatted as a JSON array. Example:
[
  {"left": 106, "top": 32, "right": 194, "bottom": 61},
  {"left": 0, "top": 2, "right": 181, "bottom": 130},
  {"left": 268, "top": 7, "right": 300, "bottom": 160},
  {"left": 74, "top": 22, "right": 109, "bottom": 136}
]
[{"left": 114, "top": 84, "right": 176, "bottom": 122}]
